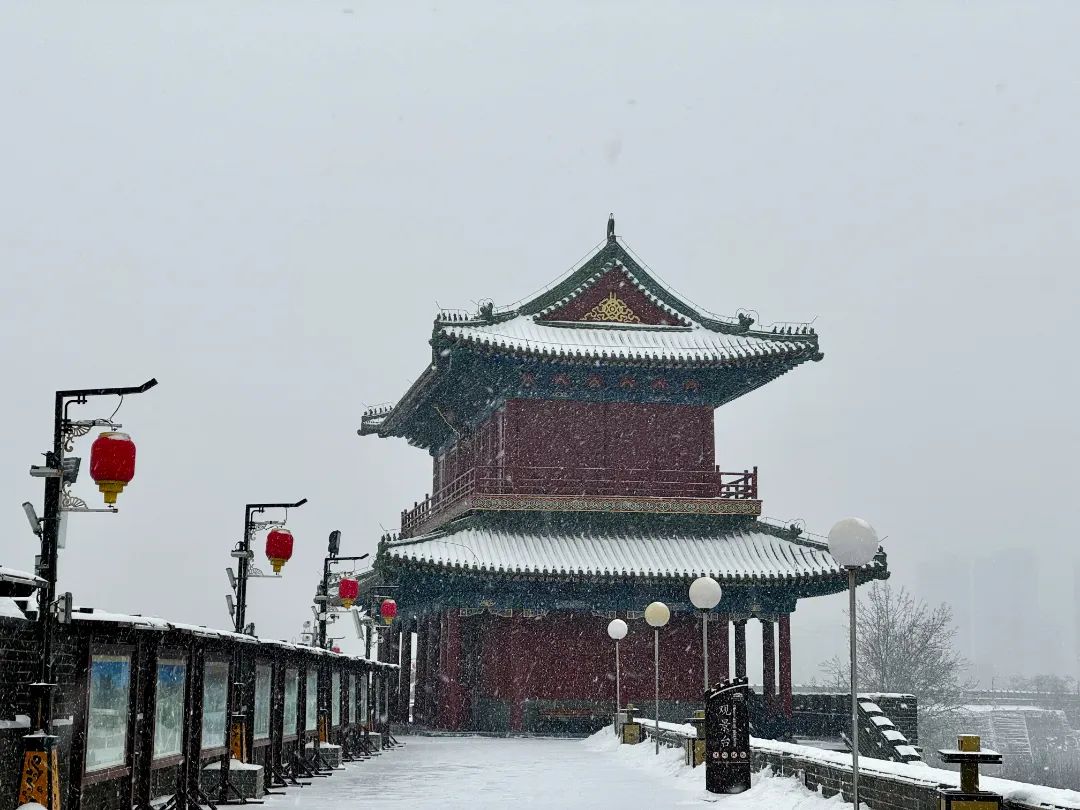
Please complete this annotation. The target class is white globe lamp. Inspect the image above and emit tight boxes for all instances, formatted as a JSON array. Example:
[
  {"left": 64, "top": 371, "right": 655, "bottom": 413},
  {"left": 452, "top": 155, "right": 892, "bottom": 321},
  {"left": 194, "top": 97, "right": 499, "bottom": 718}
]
[
  {"left": 828, "top": 517, "right": 879, "bottom": 568},
  {"left": 689, "top": 576, "right": 722, "bottom": 609},
  {"left": 607, "top": 618, "right": 628, "bottom": 733},
  {"left": 828, "top": 516, "right": 881, "bottom": 810},
  {"left": 644, "top": 601, "right": 670, "bottom": 628},
  {"left": 689, "top": 576, "right": 722, "bottom": 692},
  {"left": 643, "top": 601, "right": 670, "bottom": 754}
]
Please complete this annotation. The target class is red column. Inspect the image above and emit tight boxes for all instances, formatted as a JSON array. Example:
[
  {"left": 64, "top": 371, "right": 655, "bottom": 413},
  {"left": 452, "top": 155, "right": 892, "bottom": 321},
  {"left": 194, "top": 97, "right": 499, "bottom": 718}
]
[
  {"left": 434, "top": 613, "right": 447, "bottom": 728},
  {"left": 779, "top": 613, "right": 793, "bottom": 717},
  {"left": 427, "top": 615, "right": 440, "bottom": 723},
  {"left": 761, "top": 618, "right": 776, "bottom": 711},
  {"left": 439, "top": 610, "right": 465, "bottom": 730},
  {"left": 509, "top": 614, "right": 525, "bottom": 731}
]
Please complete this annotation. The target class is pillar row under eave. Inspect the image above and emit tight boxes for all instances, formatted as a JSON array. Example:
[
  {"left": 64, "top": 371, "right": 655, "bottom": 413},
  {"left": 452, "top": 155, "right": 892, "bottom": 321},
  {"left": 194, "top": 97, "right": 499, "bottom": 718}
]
[
  {"left": 778, "top": 613, "right": 793, "bottom": 717},
  {"left": 413, "top": 616, "right": 429, "bottom": 725},
  {"left": 712, "top": 614, "right": 730, "bottom": 685},
  {"left": 509, "top": 614, "right": 525, "bottom": 732},
  {"left": 438, "top": 610, "right": 466, "bottom": 731},
  {"left": 386, "top": 622, "right": 402, "bottom": 721},
  {"left": 425, "top": 614, "right": 440, "bottom": 724},
  {"left": 397, "top": 618, "right": 414, "bottom": 724},
  {"left": 762, "top": 617, "right": 776, "bottom": 711},
  {"left": 733, "top": 618, "right": 748, "bottom": 679}
]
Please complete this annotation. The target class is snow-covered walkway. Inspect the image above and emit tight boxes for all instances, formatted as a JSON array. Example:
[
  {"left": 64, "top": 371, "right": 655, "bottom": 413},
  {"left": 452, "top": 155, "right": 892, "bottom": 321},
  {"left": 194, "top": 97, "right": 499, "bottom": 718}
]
[{"left": 261, "top": 733, "right": 842, "bottom": 809}]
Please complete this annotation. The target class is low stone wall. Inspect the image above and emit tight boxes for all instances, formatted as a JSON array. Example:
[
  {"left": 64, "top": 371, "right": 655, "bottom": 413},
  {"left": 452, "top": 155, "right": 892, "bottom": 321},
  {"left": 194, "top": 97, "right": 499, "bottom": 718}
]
[{"left": 752, "top": 738, "right": 1080, "bottom": 810}]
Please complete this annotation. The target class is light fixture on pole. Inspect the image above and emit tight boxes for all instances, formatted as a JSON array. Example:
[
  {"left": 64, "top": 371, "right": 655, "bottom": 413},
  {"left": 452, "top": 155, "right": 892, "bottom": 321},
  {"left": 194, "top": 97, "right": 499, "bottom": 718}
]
[
  {"left": 607, "top": 618, "right": 628, "bottom": 732},
  {"left": 689, "top": 576, "right": 722, "bottom": 693},
  {"left": 644, "top": 601, "right": 670, "bottom": 755},
  {"left": 828, "top": 517, "right": 880, "bottom": 810},
  {"left": 22, "top": 377, "right": 157, "bottom": 810}
]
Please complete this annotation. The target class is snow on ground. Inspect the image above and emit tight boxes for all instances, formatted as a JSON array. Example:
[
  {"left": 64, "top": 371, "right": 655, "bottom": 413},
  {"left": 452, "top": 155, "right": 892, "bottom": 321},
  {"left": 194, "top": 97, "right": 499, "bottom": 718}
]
[{"left": 260, "top": 732, "right": 842, "bottom": 809}]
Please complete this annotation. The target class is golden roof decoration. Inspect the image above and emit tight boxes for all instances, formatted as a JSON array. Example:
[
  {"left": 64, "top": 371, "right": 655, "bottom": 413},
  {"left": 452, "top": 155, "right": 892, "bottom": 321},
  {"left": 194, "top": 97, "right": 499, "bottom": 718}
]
[{"left": 582, "top": 292, "right": 641, "bottom": 324}]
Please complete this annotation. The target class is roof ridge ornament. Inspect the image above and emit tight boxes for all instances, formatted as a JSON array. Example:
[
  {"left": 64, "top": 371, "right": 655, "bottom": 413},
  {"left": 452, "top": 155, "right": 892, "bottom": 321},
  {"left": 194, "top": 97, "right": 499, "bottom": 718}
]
[{"left": 607, "top": 213, "right": 616, "bottom": 243}]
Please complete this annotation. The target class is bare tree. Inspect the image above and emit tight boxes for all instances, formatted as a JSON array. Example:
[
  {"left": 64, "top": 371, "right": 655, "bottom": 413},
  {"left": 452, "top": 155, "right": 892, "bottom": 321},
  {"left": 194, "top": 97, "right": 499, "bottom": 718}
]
[{"left": 820, "top": 581, "right": 974, "bottom": 743}]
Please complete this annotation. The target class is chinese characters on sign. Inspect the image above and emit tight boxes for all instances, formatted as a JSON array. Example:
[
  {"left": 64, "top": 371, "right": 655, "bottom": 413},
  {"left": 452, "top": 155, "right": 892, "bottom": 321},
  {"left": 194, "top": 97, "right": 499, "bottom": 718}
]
[{"left": 705, "top": 677, "right": 751, "bottom": 794}]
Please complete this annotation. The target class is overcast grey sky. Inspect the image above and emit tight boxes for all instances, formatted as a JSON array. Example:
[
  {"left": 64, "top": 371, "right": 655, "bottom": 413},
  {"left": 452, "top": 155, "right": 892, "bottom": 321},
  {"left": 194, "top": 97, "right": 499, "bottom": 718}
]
[{"left": 2, "top": 1, "right": 1078, "bottom": 682}]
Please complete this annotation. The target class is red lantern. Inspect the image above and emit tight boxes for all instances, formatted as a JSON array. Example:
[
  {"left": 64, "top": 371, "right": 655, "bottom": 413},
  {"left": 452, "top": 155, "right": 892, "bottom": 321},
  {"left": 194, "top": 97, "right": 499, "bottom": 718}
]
[
  {"left": 338, "top": 577, "right": 358, "bottom": 609},
  {"left": 380, "top": 598, "right": 397, "bottom": 625},
  {"left": 89, "top": 431, "right": 137, "bottom": 505},
  {"left": 265, "top": 528, "right": 294, "bottom": 573}
]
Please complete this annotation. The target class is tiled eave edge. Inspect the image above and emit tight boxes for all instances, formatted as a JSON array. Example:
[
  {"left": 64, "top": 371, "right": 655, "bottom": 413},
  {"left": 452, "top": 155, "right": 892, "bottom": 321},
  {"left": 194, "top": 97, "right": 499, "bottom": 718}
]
[
  {"left": 437, "top": 330, "right": 821, "bottom": 367},
  {"left": 382, "top": 552, "right": 888, "bottom": 588},
  {"left": 402, "top": 494, "right": 763, "bottom": 538}
]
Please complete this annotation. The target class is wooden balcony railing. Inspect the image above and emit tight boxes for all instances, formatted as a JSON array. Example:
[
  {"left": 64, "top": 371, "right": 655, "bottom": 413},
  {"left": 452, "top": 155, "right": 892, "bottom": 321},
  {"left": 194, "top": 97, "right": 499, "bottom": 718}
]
[{"left": 400, "top": 465, "right": 758, "bottom": 537}]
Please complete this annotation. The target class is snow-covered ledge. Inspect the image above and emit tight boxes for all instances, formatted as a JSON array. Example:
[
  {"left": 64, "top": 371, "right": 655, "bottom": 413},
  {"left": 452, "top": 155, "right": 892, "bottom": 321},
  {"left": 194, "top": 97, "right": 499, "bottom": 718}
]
[{"left": 753, "top": 737, "right": 1080, "bottom": 810}]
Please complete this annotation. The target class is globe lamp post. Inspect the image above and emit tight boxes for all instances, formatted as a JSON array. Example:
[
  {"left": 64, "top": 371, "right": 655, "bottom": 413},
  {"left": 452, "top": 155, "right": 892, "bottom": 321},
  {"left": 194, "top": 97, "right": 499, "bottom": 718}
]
[
  {"left": 828, "top": 517, "right": 880, "bottom": 810},
  {"left": 688, "top": 576, "right": 722, "bottom": 693},
  {"left": 644, "top": 601, "right": 670, "bottom": 755},
  {"left": 607, "top": 618, "right": 628, "bottom": 733}
]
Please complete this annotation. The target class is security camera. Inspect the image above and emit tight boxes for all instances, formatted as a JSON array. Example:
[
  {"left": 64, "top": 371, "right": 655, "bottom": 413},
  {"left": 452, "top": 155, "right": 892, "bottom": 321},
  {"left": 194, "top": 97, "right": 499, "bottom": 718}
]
[{"left": 22, "top": 502, "right": 41, "bottom": 537}]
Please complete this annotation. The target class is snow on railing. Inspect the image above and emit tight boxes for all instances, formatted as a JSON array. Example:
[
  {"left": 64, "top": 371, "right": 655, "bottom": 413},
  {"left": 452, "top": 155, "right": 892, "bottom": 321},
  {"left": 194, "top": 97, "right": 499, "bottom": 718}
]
[
  {"left": 635, "top": 715, "right": 698, "bottom": 751},
  {"left": 753, "top": 737, "right": 1080, "bottom": 810},
  {"left": 401, "top": 465, "right": 760, "bottom": 536}
]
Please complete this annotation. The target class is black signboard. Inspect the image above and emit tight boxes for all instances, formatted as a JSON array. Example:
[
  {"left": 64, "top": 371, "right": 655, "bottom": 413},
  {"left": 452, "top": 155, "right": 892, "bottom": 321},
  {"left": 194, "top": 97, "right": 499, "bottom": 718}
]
[{"left": 705, "top": 677, "right": 751, "bottom": 794}]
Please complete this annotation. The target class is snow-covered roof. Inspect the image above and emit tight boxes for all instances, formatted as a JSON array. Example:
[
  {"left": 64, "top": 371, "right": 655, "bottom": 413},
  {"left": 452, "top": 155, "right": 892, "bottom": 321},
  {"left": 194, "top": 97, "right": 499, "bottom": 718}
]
[
  {"left": 437, "top": 315, "right": 815, "bottom": 365},
  {"left": 65, "top": 608, "right": 396, "bottom": 667},
  {"left": 0, "top": 597, "right": 28, "bottom": 621},
  {"left": 384, "top": 517, "right": 884, "bottom": 583},
  {"left": 431, "top": 244, "right": 819, "bottom": 366},
  {"left": 360, "top": 235, "right": 823, "bottom": 444},
  {"left": 0, "top": 566, "right": 44, "bottom": 587}
]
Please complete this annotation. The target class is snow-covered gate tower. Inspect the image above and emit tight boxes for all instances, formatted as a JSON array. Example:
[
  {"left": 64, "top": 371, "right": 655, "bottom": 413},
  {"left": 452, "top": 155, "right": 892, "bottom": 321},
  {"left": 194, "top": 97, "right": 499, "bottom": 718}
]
[{"left": 358, "top": 219, "right": 888, "bottom": 734}]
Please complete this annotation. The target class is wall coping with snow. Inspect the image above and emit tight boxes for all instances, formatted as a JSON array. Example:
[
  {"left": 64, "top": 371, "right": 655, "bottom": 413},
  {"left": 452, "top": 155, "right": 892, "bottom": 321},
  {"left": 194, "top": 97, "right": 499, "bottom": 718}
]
[{"left": 753, "top": 737, "right": 1080, "bottom": 810}]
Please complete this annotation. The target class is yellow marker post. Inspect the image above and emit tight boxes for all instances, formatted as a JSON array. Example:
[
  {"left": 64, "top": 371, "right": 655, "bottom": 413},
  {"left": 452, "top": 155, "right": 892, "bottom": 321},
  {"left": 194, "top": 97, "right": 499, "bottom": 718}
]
[
  {"left": 937, "top": 734, "right": 1004, "bottom": 810},
  {"left": 17, "top": 733, "right": 61, "bottom": 809}
]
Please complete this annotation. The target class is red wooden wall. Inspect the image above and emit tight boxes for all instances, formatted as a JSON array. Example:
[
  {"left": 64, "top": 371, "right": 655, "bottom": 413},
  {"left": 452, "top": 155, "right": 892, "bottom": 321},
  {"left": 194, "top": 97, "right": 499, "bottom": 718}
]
[
  {"left": 538, "top": 269, "right": 688, "bottom": 326},
  {"left": 431, "top": 399, "right": 715, "bottom": 496},
  {"left": 505, "top": 400, "right": 714, "bottom": 471},
  {"left": 470, "top": 613, "right": 730, "bottom": 705}
]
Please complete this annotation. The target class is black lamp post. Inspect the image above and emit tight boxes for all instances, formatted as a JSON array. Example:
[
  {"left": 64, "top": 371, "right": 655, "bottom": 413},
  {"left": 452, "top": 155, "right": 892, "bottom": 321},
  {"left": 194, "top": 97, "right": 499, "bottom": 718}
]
[
  {"left": 232, "top": 499, "right": 307, "bottom": 635},
  {"left": 316, "top": 530, "right": 368, "bottom": 649},
  {"left": 21, "top": 378, "right": 158, "bottom": 810},
  {"left": 220, "top": 497, "right": 306, "bottom": 801}
]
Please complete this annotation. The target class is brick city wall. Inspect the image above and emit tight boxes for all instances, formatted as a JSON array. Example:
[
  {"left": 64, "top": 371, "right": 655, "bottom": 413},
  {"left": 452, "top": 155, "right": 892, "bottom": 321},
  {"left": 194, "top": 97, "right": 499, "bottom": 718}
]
[{"left": 752, "top": 745, "right": 1060, "bottom": 810}]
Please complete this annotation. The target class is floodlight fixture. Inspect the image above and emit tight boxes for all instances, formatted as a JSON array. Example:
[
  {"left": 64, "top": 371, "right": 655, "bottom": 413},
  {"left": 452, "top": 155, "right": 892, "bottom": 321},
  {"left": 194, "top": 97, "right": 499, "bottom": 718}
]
[
  {"left": 61, "top": 456, "right": 81, "bottom": 484},
  {"left": 22, "top": 502, "right": 41, "bottom": 537}
]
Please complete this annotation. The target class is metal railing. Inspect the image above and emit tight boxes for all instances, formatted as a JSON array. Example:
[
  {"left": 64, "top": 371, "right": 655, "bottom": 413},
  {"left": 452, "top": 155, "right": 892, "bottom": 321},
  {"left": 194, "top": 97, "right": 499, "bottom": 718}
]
[
  {"left": 636, "top": 716, "right": 699, "bottom": 749},
  {"left": 400, "top": 464, "right": 759, "bottom": 536}
]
